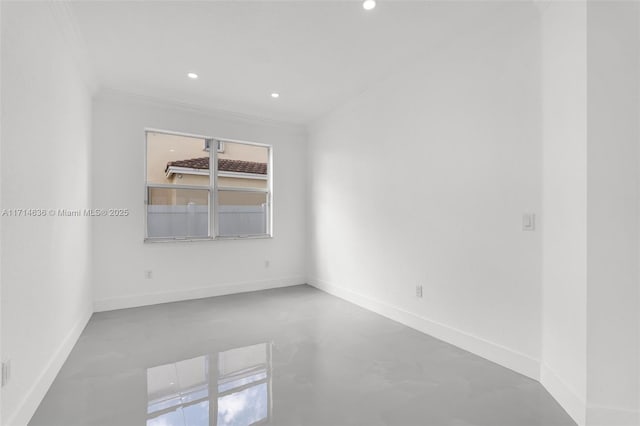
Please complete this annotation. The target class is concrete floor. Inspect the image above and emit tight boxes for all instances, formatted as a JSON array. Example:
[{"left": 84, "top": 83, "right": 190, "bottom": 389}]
[{"left": 31, "top": 285, "right": 575, "bottom": 426}]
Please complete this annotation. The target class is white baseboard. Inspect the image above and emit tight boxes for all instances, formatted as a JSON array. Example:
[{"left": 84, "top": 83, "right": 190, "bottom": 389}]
[
  {"left": 93, "top": 276, "right": 306, "bottom": 312},
  {"left": 587, "top": 404, "right": 640, "bottom": 426},
  {"left": 308, "top": 277, "right": 540, "bottom": 381},
  {"left": 540, "top": 363, "right": 586, "bottom": 426},
  {"left": 309, "top": 277, "right": 607, "bottom": 426},
  {"left": 5, "top": 306, "right": 93, "bottom": 426}
]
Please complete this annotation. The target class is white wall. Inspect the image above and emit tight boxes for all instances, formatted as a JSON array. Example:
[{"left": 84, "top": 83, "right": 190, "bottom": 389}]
[
  {"left": 586, "top": 2, "right": 640, "bottom": 425},
  {"left": 307, "top": 4, "right": 542, "bottom": 379},
  {"left": 539, "top": 2, "right": 588, "bottom": 424},
  {"left": 91, "top": 92, "right": 306, "bottom": 311},
  {"left": 0, "top": 1, "right": 3, "bottom": 422},
  {"left": 540, "top": 3, "right": 640, "bottom": 424},
  {"left": 1, "top": 2, "right": 94, "bottom": 425}
]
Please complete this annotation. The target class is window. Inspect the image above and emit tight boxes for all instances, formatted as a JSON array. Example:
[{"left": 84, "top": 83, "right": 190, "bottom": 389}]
[{"left": 145, "top": 130, "right": 271, "bottom": 241}]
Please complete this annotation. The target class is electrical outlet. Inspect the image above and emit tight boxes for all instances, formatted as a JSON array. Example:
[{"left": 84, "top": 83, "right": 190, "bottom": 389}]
[
  {"left": 145, "top": 270, "right": 153, "bottom": 279},
  {"left": 2, "top": 360, "right": 11, "bottom": 387},
  {"left": 416, "top": 285, "right": 423, "bottom": 298}
]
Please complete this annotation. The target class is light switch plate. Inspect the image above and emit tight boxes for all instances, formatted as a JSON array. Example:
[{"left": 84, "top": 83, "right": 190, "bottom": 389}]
[{"left": 522, "top": 213, "right": 536, "bottom": 231}]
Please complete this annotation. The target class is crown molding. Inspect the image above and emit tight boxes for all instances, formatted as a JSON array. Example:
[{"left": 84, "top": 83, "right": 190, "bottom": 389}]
[{"left": 96, "top": 86, "right": 307, "bottom": 131}]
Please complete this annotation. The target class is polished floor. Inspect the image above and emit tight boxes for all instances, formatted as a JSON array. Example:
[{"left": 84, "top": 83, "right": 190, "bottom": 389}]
[{"left": 31, "top": 285, "right": 575, "bottom": 426}]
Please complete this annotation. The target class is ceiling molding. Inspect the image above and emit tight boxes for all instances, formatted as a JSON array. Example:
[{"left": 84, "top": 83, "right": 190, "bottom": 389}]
[{"left": 97, "top": 86, "right": 306, "bottom": 132}]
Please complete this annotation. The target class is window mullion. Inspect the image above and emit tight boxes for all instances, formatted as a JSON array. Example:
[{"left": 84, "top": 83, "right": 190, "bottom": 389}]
[
  {"left": 146, "top": 183, "right": 210, "bottom": 191},
  {"left": 267, "top": 145, "right": 273, "bottom": 236},
  {"left": 216, "top": 186, "right": 269, "bottom": 193},
  {"left": 211, "top": 139, "right": 219, "bottom": 238}
]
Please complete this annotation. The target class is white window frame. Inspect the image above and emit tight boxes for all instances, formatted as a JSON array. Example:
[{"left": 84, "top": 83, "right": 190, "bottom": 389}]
[
  {"left": 203, "top": 139, "right": 225, "bottom": 153},
  {"left": 144, "top": 128, "right": 272, "bottom": 242}
]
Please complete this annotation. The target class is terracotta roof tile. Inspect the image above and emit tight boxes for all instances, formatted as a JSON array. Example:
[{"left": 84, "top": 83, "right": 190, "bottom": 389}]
[
  {"left": 166, "top": 157, "right": 267, "bottom": 175},
  {"left": 218, "top": 158, "right": 267, "bottom": 174}
]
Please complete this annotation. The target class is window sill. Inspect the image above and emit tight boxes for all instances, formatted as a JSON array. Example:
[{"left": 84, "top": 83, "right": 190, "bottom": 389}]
[{"left": 144, "top": 235, "right": 272, "bottom": 244}]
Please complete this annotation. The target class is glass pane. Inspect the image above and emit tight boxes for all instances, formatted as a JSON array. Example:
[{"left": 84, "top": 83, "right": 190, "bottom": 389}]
[
  {"left": 147, "top": 132, "right": 210, "bottom": 186},
  {"left": 147, "top": 188, "right": 209, "bottom": 238},
  {"left": 217, "top": 191, "right": 268, "bottom": 236},
  {"left": 217, "top": 141, "right": 268, "bottom": 190}
]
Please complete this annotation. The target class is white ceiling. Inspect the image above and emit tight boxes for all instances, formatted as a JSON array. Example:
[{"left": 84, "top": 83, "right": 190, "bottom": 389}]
[{"left": 69, "top": 1, "right": 518, "bottom": 124}]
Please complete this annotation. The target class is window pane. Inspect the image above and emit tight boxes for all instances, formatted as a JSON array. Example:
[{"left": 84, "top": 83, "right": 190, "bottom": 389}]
[
  {"left": 217, "top": 142, "right": 268, "bottom": 190},
  {"left": 217, "top": 191, "right": 268, "bottom": 236},
  {"left": 147, "top": 188, "right": 209, "bottom": 238},
  {"left": 147, "top": 132, "right": 210, "bottom": 186}
]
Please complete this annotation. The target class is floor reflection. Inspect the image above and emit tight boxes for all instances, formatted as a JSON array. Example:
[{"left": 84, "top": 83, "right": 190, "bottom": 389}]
[{"left": 146, "top": 342, "right": 272, "bottom": 426}]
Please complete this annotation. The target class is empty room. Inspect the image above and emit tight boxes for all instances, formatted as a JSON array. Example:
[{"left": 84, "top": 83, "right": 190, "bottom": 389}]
[{"left": 1, "top": 0, "right": 639, "bottom": 425}]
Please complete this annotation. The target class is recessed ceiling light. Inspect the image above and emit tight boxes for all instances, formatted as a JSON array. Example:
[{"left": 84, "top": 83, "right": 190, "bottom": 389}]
[
  {"left": 169, "top": 149, "right": 175, "bottom": 152},
  {"left": 271, "top": 93, "right": 280, "bottom": 98},
  {"left": 363, "top": 0, "right": 376, "bottom": 10},
  {"left": 187, "top": 72, "right": 198, "bottom": 79}
]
